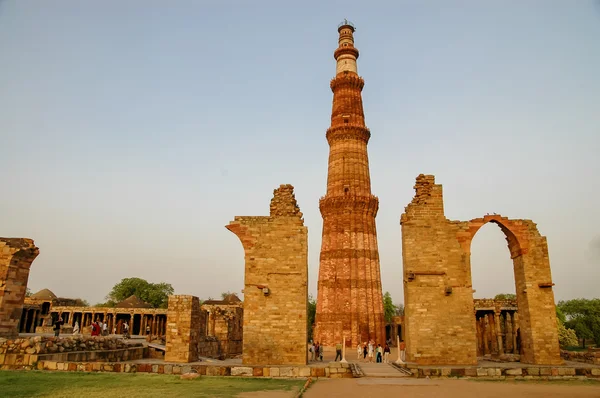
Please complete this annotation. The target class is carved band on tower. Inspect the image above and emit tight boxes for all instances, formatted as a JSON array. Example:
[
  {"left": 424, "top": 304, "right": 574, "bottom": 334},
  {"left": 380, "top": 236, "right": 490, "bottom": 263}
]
[{"left": 314, "top": 21, "right": 385, "bottom": 347}]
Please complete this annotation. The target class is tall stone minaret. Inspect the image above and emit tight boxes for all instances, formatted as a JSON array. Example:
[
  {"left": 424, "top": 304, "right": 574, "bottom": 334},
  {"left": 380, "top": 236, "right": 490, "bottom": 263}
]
[{"left": 314, "top": 20, "right": 385, "bottom": 347}]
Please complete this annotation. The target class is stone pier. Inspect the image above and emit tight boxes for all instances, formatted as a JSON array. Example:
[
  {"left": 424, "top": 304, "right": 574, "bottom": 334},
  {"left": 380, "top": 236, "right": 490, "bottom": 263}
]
[
  {"left": 226, "top": 184, "right": 308, "bottom": 365},
  {"left": 0, "top": 238, "right": 39, "bottom": 338}
]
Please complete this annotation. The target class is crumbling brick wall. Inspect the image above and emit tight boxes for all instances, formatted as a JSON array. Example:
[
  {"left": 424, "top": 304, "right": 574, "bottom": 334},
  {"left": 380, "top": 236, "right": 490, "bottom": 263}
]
[
  {"left": 401, "top": 175, "right": 562, "bottom": 366},
  {"left": 0, "top": 238, "right": 39, "bottom": 338},
  {"left": 226, "top": 184, "right": 308, "bottom": 365}
]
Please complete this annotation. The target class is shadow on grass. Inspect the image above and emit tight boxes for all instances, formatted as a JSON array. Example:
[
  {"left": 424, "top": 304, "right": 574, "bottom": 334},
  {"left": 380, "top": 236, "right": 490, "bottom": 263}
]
[{"left": 0, "top": 370, "right": 306, "bottom": 398}]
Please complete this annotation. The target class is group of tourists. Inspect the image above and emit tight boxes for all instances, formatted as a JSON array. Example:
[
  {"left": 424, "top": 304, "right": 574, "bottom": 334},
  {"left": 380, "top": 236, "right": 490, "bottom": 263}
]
[
  {"left": 357, "top": 341, "right": 391, "bottom": 363},
  {"left": 69, "top": 319, "right": 130, "bottom": 338},
  {"left": 308, "top": 342, "right": 324, "bottom": 361},
  {"left": 308, "top": 339, "right": 407, "bottom": 363}
]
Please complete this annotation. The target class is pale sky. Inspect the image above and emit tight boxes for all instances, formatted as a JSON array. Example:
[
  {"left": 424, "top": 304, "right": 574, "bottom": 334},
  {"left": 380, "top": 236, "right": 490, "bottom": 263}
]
[{"left": 1, "top": 1, "right": 599, "bottom": 305}]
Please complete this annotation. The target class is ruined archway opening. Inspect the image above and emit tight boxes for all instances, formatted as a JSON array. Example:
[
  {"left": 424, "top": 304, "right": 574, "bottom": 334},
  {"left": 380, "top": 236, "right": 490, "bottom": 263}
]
[{"left": 470, "top": 221, "right": 521, "bottom": 359}]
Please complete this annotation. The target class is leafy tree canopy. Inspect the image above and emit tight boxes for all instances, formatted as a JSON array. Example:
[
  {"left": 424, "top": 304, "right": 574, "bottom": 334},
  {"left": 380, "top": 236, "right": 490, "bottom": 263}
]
[
  {"left": 383, "top": 292, "right": 397, "bottom": 324},
  {"left": 494, "top": 293, "right": 517, "bottom": 300},
  {"left": 106, "top": 278, "right": 174, "bottom": 309},
  {"left": 25, "top": 288, "right": 32, "bottom": 297},
  {"left": 558, "top": 298, "right": 600, "bottom": 347}
]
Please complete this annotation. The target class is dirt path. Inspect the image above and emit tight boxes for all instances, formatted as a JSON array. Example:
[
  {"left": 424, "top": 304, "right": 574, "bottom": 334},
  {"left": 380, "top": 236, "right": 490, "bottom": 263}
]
[{"left": 304, "top": 378, "right": 600, "bottom": 398}]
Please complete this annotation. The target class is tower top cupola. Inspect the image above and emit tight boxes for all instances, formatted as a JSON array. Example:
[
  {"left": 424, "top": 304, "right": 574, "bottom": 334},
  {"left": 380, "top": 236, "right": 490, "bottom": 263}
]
[{"left": 334, "top": 19, "right": 359, "bottom": 75}]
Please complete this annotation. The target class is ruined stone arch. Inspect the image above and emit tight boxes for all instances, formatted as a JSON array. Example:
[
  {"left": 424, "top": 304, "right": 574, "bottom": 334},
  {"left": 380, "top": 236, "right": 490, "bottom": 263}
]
[{"left": 401, "top": 175, "right": 562, "bottom": 365}]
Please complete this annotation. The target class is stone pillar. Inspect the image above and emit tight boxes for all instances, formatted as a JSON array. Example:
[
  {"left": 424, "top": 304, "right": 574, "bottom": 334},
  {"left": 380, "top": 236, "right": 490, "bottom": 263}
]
[
  {"left": 475, "top": 316, "right": 482, "bottom": 356},
  {"left": 495, "top": 312, "right": 504, "bottom": 355},
  {"left": 512, "top": 312, "right": 519, "bottom": 355},
  {"left": 165, "top": 295, "right": 201, "bottom": 363},
  {"left": 483, "top": 317, "right": 490, "bottom": 355},
  {"left": 226, "top": 184, "right": 308, "bottom": 366},
  {"left": 0, "top": 239, "right": 39, "bottom": 338},
  {"left": 504, "top": 313, "right": 513, "bottom": 353}
]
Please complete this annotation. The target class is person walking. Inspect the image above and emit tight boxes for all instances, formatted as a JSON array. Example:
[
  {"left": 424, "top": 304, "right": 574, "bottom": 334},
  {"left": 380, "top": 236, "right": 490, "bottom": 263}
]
[
  {"left": 309, "top": 343, "right": 315, "bottom": 361},
  {"left": 363, "top": 343, "right": 368, "bottom": 361},
  {"left": 376, "top": 344, "right": 383, "bottom": 363},
  {"left": 318, "top": 343, "right": 324, "bottom": 361},
  {"left": 383, "top": 343, "right": 391, "bottom": 363},
  {"left": 368, "top": 341, "right": 374, "bottom": 363},
  {"left": 102, "top": 321, "right": 108, "bottom": 336},
  {"left": 357, "top": 343, "right": 362, "bottom": 360},
  {"left": 53, "top": 317, "right": 64, "bottom": 337},
  {"left": 335, "top": 342, "right": 342, "bottom": 361}
]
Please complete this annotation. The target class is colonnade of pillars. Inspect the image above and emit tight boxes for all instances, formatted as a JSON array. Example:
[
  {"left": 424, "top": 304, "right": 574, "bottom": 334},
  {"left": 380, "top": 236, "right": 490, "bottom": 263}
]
[
  {"left": 46, "top": 310, "right": 167, "bottom": 336},
  {"left": 476, "top": 310, "right": 520, "bottom": 356},
  {"left": 19, "top": 307, "right": 42, "bottom": 333}
]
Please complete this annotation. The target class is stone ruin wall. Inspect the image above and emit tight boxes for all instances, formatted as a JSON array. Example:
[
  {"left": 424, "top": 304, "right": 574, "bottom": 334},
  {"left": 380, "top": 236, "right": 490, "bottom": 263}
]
[
  {"left": 401, "top": 174, "right": 562, "bottom": 366},
  {"left": 0, "top": 239, "right": 39, "bottom": 338},
  {"left": 164, "top": 295, "right": 243, "bottom": 363},
  {"left": 226, "top": 184, "right": 308, "bottom": 366},
  {"left": 201, "top": 303, "right": 243, "bottom": 358}
]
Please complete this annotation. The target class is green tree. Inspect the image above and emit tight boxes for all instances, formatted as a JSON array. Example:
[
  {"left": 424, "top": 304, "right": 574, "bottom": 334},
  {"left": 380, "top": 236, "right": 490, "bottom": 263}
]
[
  {"left": 383, "top": 292, "right": 397, "bottom": 323},
  {"left": 494, "top": 293, "right": 517, "bottom": 300},
  {"left": 106, "top": 278, "right": 174, "bottom": 309},
  {"left": 25, "top": 288, "right": 32, "bottom": 297},
  {"left": 221, "top": 291, "right": 233, "bottom": 299},
  {"left": 558, "top": 298, "right": 600, "bottom": 347},
  {"left": 307, "top": 295, "right": 317, "bottom": 341}
]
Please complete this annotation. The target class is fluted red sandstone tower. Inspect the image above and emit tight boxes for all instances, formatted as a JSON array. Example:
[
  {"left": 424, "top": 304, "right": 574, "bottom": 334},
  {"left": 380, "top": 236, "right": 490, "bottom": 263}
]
[{"left": 314, "top": 21, "right": 385, "bottom": 347}]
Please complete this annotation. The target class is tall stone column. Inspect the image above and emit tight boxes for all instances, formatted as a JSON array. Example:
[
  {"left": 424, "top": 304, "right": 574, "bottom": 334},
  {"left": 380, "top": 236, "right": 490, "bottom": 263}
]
[
  {"left": 0, "top": 239, "right": 39, "bottom": 338},
  {"left": 505, "top": 313, "right": 513, "bottom": 353},
  {"left": 495, "top": 312, "right": 504, "bottom": 355},
  {"left": 512, "top": 312, "right": 519, "bottom": 355},
  {"left": 315, "top": 20, "right": 385, "bottom": 348}
]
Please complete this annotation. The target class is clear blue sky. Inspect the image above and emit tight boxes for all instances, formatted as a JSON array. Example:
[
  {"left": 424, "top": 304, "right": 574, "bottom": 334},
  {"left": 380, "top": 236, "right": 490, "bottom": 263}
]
[{"left": 1, "top": 1, "right": 599, "bottom": 305}]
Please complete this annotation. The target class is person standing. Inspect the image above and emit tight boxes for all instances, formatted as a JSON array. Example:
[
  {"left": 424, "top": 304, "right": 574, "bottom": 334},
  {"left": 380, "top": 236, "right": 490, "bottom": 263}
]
[
  {"left": 363, "top": 343, "right": 367, "bottom": 361},
  {"left": 102, "top": 321, "right": 108, "bottom": 336},
  {"left": 318, "top": 343, "right": 324, "bottom": 361},
  {"left": 72, "top": 321, "right": 80, "bottom": 335},
  {"left": 376, "top": 344, "right": 383, "bottom": 363},
  {"left": 399, "top": 340, "right": 406, "bottom": 362},
  {"left": 357, "top": 343, "right": 362, "bottom": 360},
  {"left": 368, "top": 341, "right": 374, "bottom": 363},
  {"left": 53, "top": 317, "right": 64, "bottom": 337},
  {"left": 123, "top": 321, "right": 130, "bottom": 339},
  {"left": 383, "top": 343, "right": 391, "bottom": 363},
  {"left": 335, "top": 342, "right": 342, "bottom": 361}
]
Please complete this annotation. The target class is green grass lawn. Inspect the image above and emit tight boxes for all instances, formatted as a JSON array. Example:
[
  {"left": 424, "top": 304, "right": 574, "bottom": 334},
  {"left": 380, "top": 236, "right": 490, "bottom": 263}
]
[{"left": 0, "top": 371, "right": 306, "bottom": 398}]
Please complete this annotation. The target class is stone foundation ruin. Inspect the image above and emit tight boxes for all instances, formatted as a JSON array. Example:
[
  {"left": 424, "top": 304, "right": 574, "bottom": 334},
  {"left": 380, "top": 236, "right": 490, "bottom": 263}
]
[
  {"left": 226, "top": 184, "right": 308, "bottom": 366},
  {"left": 401, "top": 174, "right": 562, "bottom": 365}
]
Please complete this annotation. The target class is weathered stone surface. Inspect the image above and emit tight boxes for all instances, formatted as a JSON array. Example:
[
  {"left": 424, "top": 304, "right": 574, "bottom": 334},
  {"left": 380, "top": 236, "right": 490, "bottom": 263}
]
[
  {"left": 314, "top": 21, "right": 385, "bottom": 348},
  {"left": 401, "top": 175, "right": 562, "bottom": 366},
  {"left": 506, "top": 368, "right": 522, "bottom": 376},
  {"left": 0, "top": 239, "right": 39, "bottom": 338},
  {"left": 231, "top": 366, "right": 253, "bottom": 376},
  {"left": 227, "top": 185, "right": 308, "bottom": 366},
  {"left": 165, "top": 295, "right": 201, "bottom": 363}
]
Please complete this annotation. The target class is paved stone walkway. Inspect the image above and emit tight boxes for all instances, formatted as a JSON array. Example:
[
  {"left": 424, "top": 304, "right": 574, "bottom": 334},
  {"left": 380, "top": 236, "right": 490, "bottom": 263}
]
[{"left": 356, "top": 361, "right": 410, "bottom": 378}]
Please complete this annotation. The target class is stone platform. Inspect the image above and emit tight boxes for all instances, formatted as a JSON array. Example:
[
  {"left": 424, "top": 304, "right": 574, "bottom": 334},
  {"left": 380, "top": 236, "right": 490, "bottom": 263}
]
[{"left": 403, "top": 361, "right": 600, "bottom": 379}]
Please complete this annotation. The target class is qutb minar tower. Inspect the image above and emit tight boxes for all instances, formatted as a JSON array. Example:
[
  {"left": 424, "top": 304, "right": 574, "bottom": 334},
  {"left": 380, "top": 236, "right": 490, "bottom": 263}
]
[{"left": 314, "top": 21, "right": 385, "bottom": 347}]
